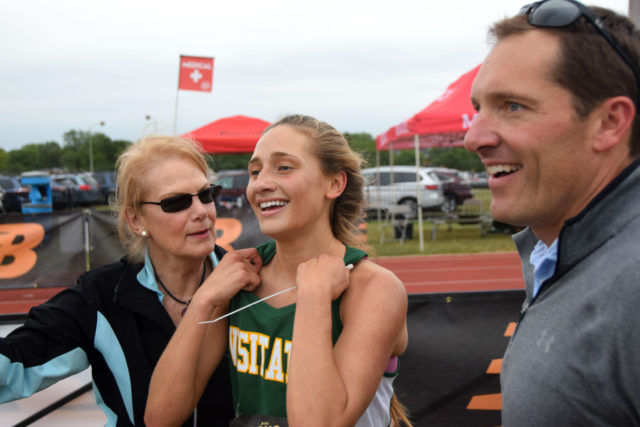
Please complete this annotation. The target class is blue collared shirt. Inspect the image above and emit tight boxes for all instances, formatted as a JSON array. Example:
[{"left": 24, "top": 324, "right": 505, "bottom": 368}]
[
  {"left": 137, "top": 250, "right": 220, "bottom": 303},
  {"left": 529, "top": 238, "right": 558, "bottom": 300}
]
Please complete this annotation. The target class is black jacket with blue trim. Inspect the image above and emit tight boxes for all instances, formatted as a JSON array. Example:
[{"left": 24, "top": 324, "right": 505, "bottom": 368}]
[{"left": 0, "top": 245, "right": 233, "bottom": 426}]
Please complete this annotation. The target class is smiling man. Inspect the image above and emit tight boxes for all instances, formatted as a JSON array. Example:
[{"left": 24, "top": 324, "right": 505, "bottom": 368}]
[{"left": 464, "top": 1, "right": 640, "bottom": 425}]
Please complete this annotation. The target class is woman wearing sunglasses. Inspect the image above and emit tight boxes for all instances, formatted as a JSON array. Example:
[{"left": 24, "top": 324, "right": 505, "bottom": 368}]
[
  {"left": 0, "top": 135, "right": 261, "bottom": 426},
  {"left": 147, "top": 115, "right": 411, "bottom": 426}
]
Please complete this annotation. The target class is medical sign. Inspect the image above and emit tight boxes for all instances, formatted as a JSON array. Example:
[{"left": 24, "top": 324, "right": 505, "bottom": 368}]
[{"left": 178, "top": 55, "right": 214, "bottom": 92}]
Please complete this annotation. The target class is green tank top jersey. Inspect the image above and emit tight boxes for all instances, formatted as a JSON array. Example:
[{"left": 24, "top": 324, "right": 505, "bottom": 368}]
[{"left": 227, "top": 240, "right": 368, "bottom": 421}]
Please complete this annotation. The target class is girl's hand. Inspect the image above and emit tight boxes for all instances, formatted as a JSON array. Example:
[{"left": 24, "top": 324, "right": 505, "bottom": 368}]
[{"left": 296, "top": 255, "right": 350, "bottom": 301}]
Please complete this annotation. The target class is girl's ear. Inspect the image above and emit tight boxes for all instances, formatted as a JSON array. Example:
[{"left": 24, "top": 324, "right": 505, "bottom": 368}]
[{"left": 326, "top": 171, "right": 347, "bottom": 200}]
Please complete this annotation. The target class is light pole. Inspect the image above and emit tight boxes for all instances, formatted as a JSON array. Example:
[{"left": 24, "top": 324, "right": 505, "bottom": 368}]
[
  {"left": 88, "top": 121, "right": 105, "bottom": 173},
  {"left": 144, "top": 115, "right": 158, "bottom": 134}
]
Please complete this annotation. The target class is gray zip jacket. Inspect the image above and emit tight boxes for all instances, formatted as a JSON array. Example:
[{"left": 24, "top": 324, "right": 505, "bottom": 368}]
[{"left": 502, "top": 158, "right": 640, "bottom": 427}]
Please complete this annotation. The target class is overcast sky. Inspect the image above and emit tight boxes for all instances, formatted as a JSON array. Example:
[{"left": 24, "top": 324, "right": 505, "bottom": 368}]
[{"left": 0, "top": 0, "right": 629, "bottom": 151}]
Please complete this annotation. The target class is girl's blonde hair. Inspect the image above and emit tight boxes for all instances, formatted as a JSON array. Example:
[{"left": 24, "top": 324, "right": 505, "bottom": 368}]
[
  {"left": 390, "top": 393, "right": 413, "bottom": 427},
  {"left": 113, "top": 135, "right": 212, "bottom": 263}
]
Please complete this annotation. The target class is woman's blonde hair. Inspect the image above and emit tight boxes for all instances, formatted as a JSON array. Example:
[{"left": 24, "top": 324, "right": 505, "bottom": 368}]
[
  {"left": 265, "top": 114, "right": 369, "bottom": 251},
  {"left": 113, "top": 135, "right": 212, "bottom": 263}
]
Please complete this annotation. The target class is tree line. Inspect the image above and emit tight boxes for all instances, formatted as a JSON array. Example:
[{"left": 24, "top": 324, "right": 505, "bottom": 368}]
[
  {"left": 0, "top": 130, "right": 130, "bottom": 175},
  {"left": 0, "top": 130, "right": 483, "bottom": 176}
]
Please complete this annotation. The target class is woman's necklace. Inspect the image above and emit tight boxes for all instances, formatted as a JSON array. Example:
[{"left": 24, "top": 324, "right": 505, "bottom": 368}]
[{"left": 155, "top": 259, "right": 207, "bottom": 316}]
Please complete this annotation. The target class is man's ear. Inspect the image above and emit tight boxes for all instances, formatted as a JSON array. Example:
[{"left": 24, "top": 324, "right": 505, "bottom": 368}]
[
  {"left": 592, "top": 96, "right": 635, "bottom": 153},
  {"left": 326, "top": 171, "right": 347, "bottom": 200}
]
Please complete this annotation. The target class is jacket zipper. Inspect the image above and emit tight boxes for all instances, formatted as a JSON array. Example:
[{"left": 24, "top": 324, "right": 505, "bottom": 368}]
[{"left": 512, "top": 276, "right": 556, "bottom": 338}]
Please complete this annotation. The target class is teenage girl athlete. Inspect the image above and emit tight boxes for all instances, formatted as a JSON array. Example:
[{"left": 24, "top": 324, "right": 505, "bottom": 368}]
[{"left": 146, "top": 114, "right": 411, "bottom": 426}]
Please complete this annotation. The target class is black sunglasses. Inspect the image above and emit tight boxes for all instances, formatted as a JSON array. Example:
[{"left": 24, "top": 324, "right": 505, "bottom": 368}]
[
  {"left": 140, "top": 185, "right": 222, "bottom": 213},
  {"left": 519, "top": 0, "right": 640, "bottom": 108}
]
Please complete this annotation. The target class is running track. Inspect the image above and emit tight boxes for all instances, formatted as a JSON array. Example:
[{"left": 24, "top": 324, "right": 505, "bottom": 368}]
[
  {"left": 374, "top": 251, "right": 524, "bottom": 294},
  {"left": 0, "top": 252, "right": 524, "bottom": 315}
]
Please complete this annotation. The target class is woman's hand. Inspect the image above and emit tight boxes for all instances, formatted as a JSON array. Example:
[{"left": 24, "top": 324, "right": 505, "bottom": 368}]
[{"left": 295, "top": 255, "right": 349, "bottom": 301}]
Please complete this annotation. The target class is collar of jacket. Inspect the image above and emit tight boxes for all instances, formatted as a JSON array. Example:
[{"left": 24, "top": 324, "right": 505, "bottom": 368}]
[
  {"left": 514, "top": 156, "right": 640, "bottom": 287},
  {"left": 112, "top": 245, "right": 227, "bottom": 332}
]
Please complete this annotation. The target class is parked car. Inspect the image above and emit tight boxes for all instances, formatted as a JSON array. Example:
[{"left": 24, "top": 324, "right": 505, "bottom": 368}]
[
  {"left": 93, "top": 171, "right": 117, "bottom": 204},
  {"left": 51, "top": 173, "right": 103, "bottom": 206},
  {"left": 0, "top": 185, "right": 5, "bottom": 212},
  {"left": 361, "top": 166, "right": 444, "bottom": 215},
  {"left": 471, "top": 171, "right": 489, "bottom": 188},
  {"left": 211, "top": 169, "right": 250, "bottom": 208},
  {"left": 423, "top": 167, "right": 474, "bottom": 212},
  {"left": 0, "top": 175, "right": 29, "bottom": 212}
]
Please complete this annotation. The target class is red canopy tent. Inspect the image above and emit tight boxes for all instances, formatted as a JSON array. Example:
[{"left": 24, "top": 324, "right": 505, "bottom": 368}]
[
  {"left": 182, "top": 114, "right": 271, "bottom": 153},
  {"left": 376, "top": 64, "right": 480, "bottom": 151},
  {"left": 373, "top": 65, "right": 480, "bottom": 251}
]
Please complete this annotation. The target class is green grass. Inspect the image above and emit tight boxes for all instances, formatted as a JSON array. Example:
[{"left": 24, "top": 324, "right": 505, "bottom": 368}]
[
  {"left": 364, "top": 188, "right": 518, "bottom": 257},
  {"left": 365, "top": 220, "right": 517, "bottom": 257},
  {"left": 471, "top": 188, "right": 492, "bottom": 211}
]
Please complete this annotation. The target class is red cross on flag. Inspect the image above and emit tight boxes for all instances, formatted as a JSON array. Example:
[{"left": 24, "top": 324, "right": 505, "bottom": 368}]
[{"left": 178, "top": 55, "right": 214, "bottom": 92}]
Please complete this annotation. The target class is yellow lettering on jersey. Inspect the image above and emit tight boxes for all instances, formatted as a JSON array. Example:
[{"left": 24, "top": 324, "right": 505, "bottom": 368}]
[
  {"left": 284, "top": 340, "right": 292, "bottom": 383},
  {"left": 258, "top": 333, "right": 270, "bottom": 377},
  {"left": 248, "top": 333, "right": 259, "bottom": 375},
  {"left": 246, "top": 332, "right": 272, "bottom": 376},
  {"left": 229, "top": 326, "right": 239, "bottom": 366},
  {"left": 229, "top": 327, "right": 292, "bottom": 383},
  {"left": 265, "top": 337, "right": 285, "bottom": 383},
  {"left": 237, "top": 331, "right": 250, "bottom": 373}
]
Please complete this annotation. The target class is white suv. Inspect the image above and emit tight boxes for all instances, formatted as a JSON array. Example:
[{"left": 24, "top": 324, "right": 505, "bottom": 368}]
[{"left": 362, "top": 166, "right": 444, "bottom": 214}]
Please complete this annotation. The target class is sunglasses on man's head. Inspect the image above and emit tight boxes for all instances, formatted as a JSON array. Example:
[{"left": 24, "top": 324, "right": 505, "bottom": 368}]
[
  {"left": 140, "top": 185, "right": 222, "bottom": 213},
  {"left": 519, "top": 0, "right": 640, "bottom": 108}
]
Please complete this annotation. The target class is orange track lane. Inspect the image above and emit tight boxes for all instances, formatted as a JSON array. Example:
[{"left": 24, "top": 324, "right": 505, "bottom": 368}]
[
  {"left": 373, "top": 252, "right": 524, "bottom": 294},
  {"left": 0, "top": 287, "right": 67, "bottom": 315}
]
